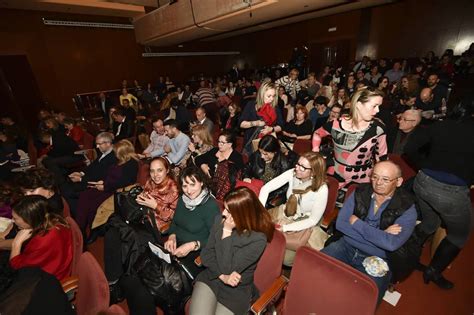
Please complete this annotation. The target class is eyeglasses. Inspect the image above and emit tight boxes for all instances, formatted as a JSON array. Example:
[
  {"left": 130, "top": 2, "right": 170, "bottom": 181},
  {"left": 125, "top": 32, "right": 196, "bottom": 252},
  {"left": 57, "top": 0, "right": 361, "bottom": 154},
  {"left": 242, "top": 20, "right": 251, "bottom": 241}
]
[
  {"left": 397, "top": 117, "right": 416, "bottom": 122},
  {"left": 370, "top": 175, "right": 399, "bottom": 184},
  {"left": 295, "top": 163, "right": 311, "bottom": 171},
  {"left": 217, "top": 141, "right": 229, "bottom": 145},
  {"left": 96, "top": 141, "right": 111, "bottom": 145}
]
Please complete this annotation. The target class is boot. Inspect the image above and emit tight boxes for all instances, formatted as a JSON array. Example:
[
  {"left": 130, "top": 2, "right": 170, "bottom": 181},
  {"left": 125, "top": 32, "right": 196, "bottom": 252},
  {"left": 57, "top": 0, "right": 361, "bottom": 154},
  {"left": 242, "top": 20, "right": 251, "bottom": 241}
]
[
  {"left": 423, "top": 238, "right": 460, "bottom": 289},
  {"left": 413, "top": 225, "right": 431, "bottom": 271}
]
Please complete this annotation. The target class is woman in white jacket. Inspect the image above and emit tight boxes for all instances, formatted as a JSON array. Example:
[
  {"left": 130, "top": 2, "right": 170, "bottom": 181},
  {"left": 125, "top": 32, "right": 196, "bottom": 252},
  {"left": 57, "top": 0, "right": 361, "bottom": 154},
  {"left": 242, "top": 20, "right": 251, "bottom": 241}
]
[{"left": 259, "top": 151, "right": 328, "bottom": 265}]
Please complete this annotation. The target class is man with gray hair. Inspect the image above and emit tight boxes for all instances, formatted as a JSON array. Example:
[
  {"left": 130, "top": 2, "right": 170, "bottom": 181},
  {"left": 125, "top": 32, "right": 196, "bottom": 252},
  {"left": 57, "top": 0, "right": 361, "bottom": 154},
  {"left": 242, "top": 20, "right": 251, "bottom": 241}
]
[
  {"left": 61, "top": 132, "right": 118, "bottom": 217},
  {"left": 388, "top": 109, "right": 422, "bottom": 154},
  {"left": 322, "top": 161, "right": 417, "bottom": 304}
]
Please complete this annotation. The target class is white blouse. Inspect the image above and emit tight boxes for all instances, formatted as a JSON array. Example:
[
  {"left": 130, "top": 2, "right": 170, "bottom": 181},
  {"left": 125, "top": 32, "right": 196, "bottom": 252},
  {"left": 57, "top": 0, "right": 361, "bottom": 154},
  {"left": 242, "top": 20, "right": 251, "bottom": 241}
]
[{"left": 259, "top": 169, "right": 328, "bottom": 232}]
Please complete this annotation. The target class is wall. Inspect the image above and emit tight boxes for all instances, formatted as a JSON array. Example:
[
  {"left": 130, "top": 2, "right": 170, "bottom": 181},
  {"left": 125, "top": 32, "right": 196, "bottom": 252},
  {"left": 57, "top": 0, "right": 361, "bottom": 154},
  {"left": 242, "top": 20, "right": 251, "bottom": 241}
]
[
  {"left": 0, "top": 9, "right": 239, "bottom": 115},
  {"left": 366, "top": 0, "right": 474, "bottom": 59}
]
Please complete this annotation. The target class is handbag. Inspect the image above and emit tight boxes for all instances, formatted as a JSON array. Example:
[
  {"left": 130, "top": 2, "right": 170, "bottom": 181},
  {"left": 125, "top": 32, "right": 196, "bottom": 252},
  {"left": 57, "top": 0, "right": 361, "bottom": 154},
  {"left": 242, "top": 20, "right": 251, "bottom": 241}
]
[
  {"left": 269, "top": 205, "right": 313, "bottom": 251},
  {"left": 133, "top": 246, "right": 193, "bottom": 314},
  {"left": 114, "top": 185, "right": 152, "bottom": 224}
]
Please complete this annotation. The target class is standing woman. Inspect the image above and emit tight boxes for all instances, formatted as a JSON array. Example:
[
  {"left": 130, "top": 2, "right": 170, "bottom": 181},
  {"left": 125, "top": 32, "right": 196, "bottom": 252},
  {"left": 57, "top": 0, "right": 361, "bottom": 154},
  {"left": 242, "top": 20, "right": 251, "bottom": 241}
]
[
  {"left": 239, "top": 82, "right": 284, "bottom": 154},
  {"left": 259, "top": 152, "right": 328, "bottom": 265},
  {"left": 189, "top": 187, "right": 274, "bottom": 315},
  {"left": 406, "top": 96, "right": 474, "bottom": 290},
  {"left": 9, "top": 195, "right": 72, "bottom": 281},
  {"left": 312, "top": 87, "right": 387, "bottom": 188}
]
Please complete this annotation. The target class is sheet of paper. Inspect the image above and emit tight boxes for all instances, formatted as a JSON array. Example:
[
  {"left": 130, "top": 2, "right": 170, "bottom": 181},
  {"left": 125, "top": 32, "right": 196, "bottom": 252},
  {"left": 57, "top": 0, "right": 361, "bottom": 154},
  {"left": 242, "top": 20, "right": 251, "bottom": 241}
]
[
  {"left": 0, "top": 217, "right": 12, "bottom": 233},
  {"left": 383, "top": 289, "right": 401, "bottom": 306},
  {"left": 148, "top": 242, "right": 171, "bottom": 264}
]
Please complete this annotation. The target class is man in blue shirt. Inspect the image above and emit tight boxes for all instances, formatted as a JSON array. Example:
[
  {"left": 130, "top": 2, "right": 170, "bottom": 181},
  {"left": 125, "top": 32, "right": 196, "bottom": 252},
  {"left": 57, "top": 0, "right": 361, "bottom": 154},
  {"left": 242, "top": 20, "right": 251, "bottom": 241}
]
[{"left": 322, "top": 161, "right": 417, "bottom": 303}]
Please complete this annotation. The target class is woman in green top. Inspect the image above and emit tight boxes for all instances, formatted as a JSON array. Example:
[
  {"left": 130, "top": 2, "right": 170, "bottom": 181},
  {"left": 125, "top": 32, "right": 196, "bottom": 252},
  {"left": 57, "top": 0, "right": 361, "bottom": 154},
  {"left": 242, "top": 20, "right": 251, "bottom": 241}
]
[{"left": 164, "top": 166, "right": 220, "bottom": 276}]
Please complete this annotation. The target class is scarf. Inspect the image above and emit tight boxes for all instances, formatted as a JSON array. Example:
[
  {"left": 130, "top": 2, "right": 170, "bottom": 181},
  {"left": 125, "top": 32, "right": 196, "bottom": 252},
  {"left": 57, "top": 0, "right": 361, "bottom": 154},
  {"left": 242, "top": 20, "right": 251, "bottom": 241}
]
[
  {"left": 284, "top": 176, "right": 313, "bottom": 217},
  {"left": 257, "top": 103, "right": 277, "bottom": 126},
  {"left": 182, "top": 188, "right": 211, "bottom": 211}
]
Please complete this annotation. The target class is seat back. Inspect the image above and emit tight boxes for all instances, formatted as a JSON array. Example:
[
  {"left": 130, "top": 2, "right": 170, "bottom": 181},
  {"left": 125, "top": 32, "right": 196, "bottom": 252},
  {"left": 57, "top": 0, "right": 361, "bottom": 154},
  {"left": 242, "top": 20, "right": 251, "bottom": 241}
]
[
  {"left": 292, "top": 139, "right": 312, "bottom": 155},
  {"left": 136, "top": 160, "right": 150, "bottom": 186},
  {"left": 283, "top": 247, "right": 378, "bottom": 315},
  {"left": 388, "top": 153, "right": 416, "bottom": 181},
  {"left": 62, "top": 197, "right": 71, "bottom": 218},
  {"left": 76, "top": 252, "right": 110, "bottom": 315},
  {"left": 65, "top": 216, "right": 83, "bottom": 276},
  {"left": 254, "top": 230, "right": 286, "bottom": 293},
  {"left": 345, "top": 183, "right": 359, "bottom": 202},
  {"left": 321, "top": 176, "right": 339, "bottom": 228},
  {"left": 82, "top": 132, "right": 95, "bottom": 150}
]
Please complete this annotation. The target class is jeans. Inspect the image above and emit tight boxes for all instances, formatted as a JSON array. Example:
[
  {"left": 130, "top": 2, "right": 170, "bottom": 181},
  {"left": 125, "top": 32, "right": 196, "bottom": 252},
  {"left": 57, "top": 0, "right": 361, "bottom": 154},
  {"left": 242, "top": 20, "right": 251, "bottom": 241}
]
[
  {"left": 413, "top": 170, "right": 472, "bottom": 248},
  {"left": 321, "top": 238, "right": 390, "bottom": 304}
]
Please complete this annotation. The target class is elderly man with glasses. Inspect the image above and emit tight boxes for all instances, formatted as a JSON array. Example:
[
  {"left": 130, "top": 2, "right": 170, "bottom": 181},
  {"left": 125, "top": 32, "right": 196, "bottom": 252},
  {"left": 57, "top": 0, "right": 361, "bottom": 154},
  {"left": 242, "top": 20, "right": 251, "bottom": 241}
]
[
  {"left": 388, "top": 109, "right": 422, "bottom": 155},
  {"left": 322, "top": 160, "right": 417, "bottom": 304}
]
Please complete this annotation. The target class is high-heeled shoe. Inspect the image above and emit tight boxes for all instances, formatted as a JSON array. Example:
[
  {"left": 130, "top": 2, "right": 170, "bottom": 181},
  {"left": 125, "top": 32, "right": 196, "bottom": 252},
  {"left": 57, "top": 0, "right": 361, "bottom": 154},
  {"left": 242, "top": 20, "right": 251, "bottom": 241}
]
[{"left": 423, "top": 266, "right": 453, "bottom": 289}]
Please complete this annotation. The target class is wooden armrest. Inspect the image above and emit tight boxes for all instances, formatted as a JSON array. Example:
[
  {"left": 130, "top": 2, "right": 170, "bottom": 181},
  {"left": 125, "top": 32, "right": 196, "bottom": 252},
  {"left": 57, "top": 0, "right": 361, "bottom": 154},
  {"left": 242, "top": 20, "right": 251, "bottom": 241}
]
[
  {"left": 250, "top": 275, "right": 288, "bottom": 315},
  {"left": 321, "top": 208, "right": 339, "bottom": 229},
  {"left": 61, "top": 276, "right": 79, "bottom": 293}
]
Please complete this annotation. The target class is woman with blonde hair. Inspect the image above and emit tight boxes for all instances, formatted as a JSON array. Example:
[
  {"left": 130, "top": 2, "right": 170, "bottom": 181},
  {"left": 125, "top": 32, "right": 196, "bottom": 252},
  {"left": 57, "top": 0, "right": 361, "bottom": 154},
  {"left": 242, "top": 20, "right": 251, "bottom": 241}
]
[
  {"left": 312, "top": 87, "right": 387, "bottom": 188},
  {"left": 76, "top": 139, "right": 138, "bottom": 237},
  {"left": 259, "top": 152, "right": 328, "bottom": 265},
  {"left": 179, "top": 124, "right": 214, "bottom": 168},
  {"left": 239, "top": 82, "right": 284, "bottom": 154}
]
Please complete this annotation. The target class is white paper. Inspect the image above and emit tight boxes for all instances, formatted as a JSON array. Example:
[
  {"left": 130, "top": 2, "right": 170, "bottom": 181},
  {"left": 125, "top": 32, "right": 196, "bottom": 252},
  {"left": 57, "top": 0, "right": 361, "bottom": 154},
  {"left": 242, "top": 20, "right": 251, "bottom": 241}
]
[
  {"left": 0, "top": 217, "right": 12, "bottom": 233},
  {"left": 383, "top": 289, "right": 401, "bottom": 306},
  {"left": 148, "top": 242, "right": 171, "bottom": 264}
]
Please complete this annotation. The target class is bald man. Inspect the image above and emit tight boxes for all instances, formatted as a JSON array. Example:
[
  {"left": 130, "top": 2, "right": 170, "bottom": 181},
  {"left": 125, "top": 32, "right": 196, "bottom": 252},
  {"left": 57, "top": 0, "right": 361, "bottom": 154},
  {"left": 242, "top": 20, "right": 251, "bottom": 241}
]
[
  {"left": 322, "top": 161, "right": 417, "bottom": 303},
  {"left": 388, "top": 109, "right": 422, "bottom": 154}
]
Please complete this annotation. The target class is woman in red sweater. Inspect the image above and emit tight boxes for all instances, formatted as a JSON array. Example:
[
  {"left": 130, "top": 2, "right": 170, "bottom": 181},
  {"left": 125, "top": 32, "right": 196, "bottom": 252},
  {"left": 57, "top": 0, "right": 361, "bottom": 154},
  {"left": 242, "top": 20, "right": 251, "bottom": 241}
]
[{"left": 10, "top": 195, "right": 73, "bottom": 281}]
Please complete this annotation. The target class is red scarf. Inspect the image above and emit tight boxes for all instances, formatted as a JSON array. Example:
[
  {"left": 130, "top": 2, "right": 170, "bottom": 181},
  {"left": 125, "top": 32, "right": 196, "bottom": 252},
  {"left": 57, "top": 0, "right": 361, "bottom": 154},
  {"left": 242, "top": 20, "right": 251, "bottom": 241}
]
[{"left": 257, "top": 103, "right": 277, "bottom": 126}]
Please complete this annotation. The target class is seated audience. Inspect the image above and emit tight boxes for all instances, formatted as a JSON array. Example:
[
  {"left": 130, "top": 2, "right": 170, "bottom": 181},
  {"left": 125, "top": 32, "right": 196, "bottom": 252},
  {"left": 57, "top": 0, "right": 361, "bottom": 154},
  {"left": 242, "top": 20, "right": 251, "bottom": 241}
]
[
  {"left": 0, "top": 116, "right": 27, "bottom": 151},
  {"left": 222, "top": 102, "right": 241, "bottom": 135},
  {"left": 275, "top": 68, "right": 301, "bottom": 101},
  {"left": 0, "top": 132, "right": 18, "bottom": 182},
  {"left": 112, "top": 107, "right": 134, "bottom": 141},
  {"left": 98, "top": 91, "right": 114, "bottom": 122},
  {"left": 323, "top": 161, "right": 417, "bottom": 303},
  {"left": 105, "top": 157, "right": 179, "bottom": 302},
  {"left": 161, "top": 119, "right": 191, "bottom": 165},
  {"left": 365, "top": 65, "right": 382, "bottom": 86},
  {"left": 309, "top": 96, "right": 330, "bottom": 129},
  {"left": 312, "top": 88, "right": 388, "bottom": 188},
  {"left": 75, "top": 139, "right": 138, "bottom": 238},
  {"left": 259, "top": 152, "right": 328, "bottom": 265},
  {"left": 299, "top": 72, "right": 321, "bottom": 99},
  {"left": 61, "top": 132, "right": 117, "bottom": 217},
  {"left": 193, "top": 106, "right": 214, "bottom": 134},
  {"left": 387, "top": 109, "right": 422, "bottom": 154},
  {"left": 121, "top": 99, "right": 137, "bottom": 122},
  {"left": 63, "top": 118, "right": 84, "bottom": 147},
  {"left": 9, "top": 195, "right": 73, "bottom": 281},
  {"left": 119, "top": 88, "right": 138, "bottom": 110},
  {"left": 121, "top": 167, "right": 220, "bottom": 314},
  {"left": 281, "top": 105, "right": 313, "bottom": 144},
  {"left": 190, "top": 187, "right": 274, "bottom": 315},
  {"left": 15, "top": 168, "right": 64, "bottom": 216},
  {"left": 180, "top": 124, "right": 214, "bottom": 169},
  {"left": 137, "top": 117, "right": 169, "bottom": 159},
  {"left": 197, "top": 131, "right": 244, "bottom": 200},
  {"left": 385, "top": 61, "right": 405, "bottom": 84}
]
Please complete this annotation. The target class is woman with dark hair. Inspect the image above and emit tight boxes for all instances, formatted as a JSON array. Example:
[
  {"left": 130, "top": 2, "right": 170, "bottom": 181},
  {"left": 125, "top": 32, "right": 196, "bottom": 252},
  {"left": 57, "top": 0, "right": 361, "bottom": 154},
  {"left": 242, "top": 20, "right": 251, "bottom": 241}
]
[
  {"left": 222, "top": 103, "right": 241, "bottom": 135},
  {"left": 281, "top": 105, "right": 313, "bottom": 142},
  {"left": 312, "top": 87, "right": 387, "bottom": 188},
  {"left": 189, "top": 187, "right": 274, "bottom": 315},
  {"left": 376, "top": 76, "right": 390, "bottom": 96},
  {"left": 197, "top": 131, "right": 244, "bottom": 200},
  {"left": 406, "top": 94, "right": 474, "bottom": 290},
  {"left": 104, "top": 157, "right": 179, "bottom": 303},
  {"left": 121, "top": 167, "right": 220, "bottom": 315},
  {"left": 15, "top": 168, "right": 64, "bottom": 215},
  {"left": 259, "top": 152, "right": 328, "bottom": 265},
  {"left": 9, "top": 195, "right": 72, "bottom": 281}
]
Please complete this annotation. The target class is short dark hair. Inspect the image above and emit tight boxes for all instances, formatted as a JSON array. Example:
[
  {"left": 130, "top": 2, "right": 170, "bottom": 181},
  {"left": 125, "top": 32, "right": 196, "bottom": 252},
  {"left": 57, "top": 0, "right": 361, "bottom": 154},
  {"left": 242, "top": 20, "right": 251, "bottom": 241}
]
[
  {"left": 219, "top": 130, "right": 236, "bottom": 148},
  {"left": 163, "top": 119, "right": 179, "bottom": 130},
  {"left": 113, "top": 107, "right": 126, "bottom": 117},
  {"left": 63, "top": 117, "right": 76, "bottom": 125},
  {"left": 315, "top": 96, "right": 328, "bottom": 105},
  {"left": 179, "top": 166, "right": 209, "bottom": 191},
  {"left": 15, "top": 168, "right": 57, "bottom": 192}
]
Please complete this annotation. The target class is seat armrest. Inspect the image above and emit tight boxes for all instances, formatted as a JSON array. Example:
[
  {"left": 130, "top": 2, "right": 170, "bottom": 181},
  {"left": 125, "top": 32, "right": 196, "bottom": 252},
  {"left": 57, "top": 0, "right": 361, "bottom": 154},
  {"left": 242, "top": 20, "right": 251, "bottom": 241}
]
[
  {"left": 61, "top": 276, "right": 79, "bottom": 294},
  {"left": 250, "top": 275, "right": 288, "bottom": 315},
  {"left": 321, "top": 208, "right": 338, "bottom": 229}
]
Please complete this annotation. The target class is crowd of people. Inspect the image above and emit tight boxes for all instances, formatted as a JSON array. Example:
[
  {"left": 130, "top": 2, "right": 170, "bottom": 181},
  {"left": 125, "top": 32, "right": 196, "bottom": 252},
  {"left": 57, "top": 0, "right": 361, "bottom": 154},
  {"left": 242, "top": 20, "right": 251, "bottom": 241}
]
[{"left": 0, "top": 45, "right": 473, "bottom": 314}]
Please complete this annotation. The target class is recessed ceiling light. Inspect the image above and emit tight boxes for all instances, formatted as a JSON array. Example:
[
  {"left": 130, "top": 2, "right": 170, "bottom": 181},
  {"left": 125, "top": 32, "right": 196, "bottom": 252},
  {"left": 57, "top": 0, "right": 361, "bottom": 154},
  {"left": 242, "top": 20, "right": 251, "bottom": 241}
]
[{"left": 178, "top": 44, "right": 184, "bottom": 48}]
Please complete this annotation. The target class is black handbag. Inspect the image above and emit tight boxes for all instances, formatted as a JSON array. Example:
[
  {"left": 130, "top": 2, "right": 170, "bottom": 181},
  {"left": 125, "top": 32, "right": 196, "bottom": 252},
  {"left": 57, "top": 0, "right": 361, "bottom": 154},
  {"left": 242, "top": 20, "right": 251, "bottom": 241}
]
[
  {"left": 114, "top": 185, "right": 151, "bottom": 224},
  {"left": 133, "top": 245, "right": 193, "bottom": 315}
]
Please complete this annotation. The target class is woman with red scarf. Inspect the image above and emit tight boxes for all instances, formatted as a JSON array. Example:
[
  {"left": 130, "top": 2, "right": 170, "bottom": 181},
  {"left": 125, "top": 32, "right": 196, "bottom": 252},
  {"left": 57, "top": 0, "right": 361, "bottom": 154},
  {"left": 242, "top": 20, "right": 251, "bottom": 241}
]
[{"left": 238, "top": 82, "right": 284, "bottom": 154}]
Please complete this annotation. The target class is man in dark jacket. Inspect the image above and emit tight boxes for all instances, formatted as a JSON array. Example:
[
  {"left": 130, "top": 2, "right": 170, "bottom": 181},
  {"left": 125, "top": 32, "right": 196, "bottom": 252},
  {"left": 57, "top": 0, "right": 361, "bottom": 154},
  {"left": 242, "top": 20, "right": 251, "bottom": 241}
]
[
  {"left": 60, "top": 132, "right": 117, "bottom": 218},
  {"left": 322, "top": 161, "right": 417, "bottom": 304},
  {"left": 112, "top": 108, "right": 134, "bottom": 141}
]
